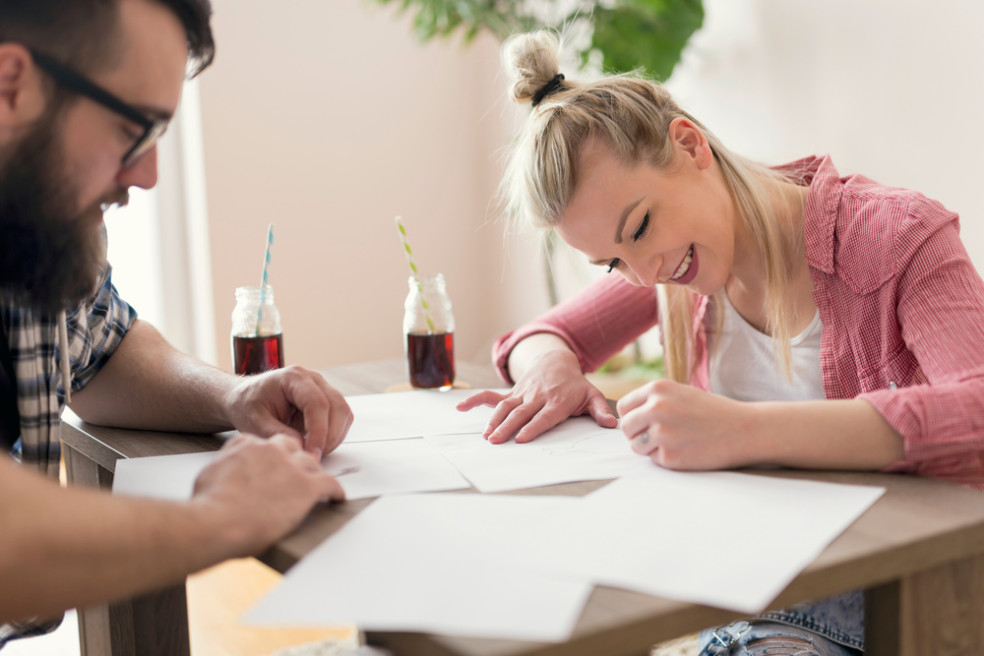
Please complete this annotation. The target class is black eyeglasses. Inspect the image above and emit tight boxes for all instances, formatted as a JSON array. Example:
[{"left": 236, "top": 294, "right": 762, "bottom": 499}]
[{"left": 30, "top": 49, "right": 169, "bottom": 168}]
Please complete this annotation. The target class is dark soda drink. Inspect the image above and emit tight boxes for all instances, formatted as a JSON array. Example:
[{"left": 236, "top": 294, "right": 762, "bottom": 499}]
[
  {"left": 233, "top": 333, "right": 284, "bottom": 376},
  {"left": 406, "top": 332, "right": 455, "bottom": 389}
]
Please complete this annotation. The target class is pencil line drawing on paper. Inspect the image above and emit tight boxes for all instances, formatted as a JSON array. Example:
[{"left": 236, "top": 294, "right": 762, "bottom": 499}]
[{"left": 540, "top": 434, "right": 619, "bottom": 458}]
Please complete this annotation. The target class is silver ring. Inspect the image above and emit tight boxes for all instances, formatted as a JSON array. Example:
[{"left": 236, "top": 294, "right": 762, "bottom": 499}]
[{"left": 636, "top": 430, "right": 650, "bottom": 445}]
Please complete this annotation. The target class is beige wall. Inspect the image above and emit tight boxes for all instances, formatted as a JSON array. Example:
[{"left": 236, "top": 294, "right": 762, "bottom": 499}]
[
  {"left": 665, "top": 0, "right": 984, "bottom": 270},
  {"left": 199, "top": 0, "right": 545, "bottom": 373},
  {"left": 198, "top": 0, "right": 984, "bottom": 375}
]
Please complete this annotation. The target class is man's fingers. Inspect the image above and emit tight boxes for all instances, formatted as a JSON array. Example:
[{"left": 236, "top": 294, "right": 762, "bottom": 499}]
[
  {"left": 300, "top": 407, "right": 329, "bottom": 459},
  {"left": 269, "top": 432, "right": 304, "bottom": 452},
  {"left": 312, "top": 375, "right": 352, "bottom": 454},
  {"left": 280, "top": 371, "right": 352, "bottom": 458},
  {"left": 246, "top": 409, "right": 304, "bottom": 445},
  {"left": 319, "top": 475, "right": 346, "bottom": 503},
  {"left": 275, "top": 372, "right": 330, "bottom": 457},
  {"left": 324, "top": 394, "right": 353, "bottom": 455},
  {"left": 224, "top": 432, "right": 251, "bottom": 449}
]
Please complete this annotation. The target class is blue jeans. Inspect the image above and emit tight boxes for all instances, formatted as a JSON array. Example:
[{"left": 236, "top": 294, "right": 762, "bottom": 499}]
[{"left": 697, "top": 591, "right": 863, "bottom": 655}]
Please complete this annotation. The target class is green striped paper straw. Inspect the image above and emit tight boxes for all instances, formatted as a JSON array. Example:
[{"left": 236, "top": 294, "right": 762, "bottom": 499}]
[
  {"left": 394, "top": 216, "right": 434, "bottom": 333},
  {"left": 256, "top": 223, "right": 274, "bottom": 335}
]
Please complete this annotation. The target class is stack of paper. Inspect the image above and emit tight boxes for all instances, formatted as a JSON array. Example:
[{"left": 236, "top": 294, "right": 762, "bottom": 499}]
[
  {"left": 241, "top": 466, "right": 883, "bottom": 638},
  {"left": 111, "top": 389, "right": 886, "bottom": 643},
  {"left": 243, "top": 494, "right": 593, "bottom": 641}
]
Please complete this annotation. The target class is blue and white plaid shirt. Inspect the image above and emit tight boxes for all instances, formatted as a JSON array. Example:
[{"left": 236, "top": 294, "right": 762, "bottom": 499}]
[{"left": 1, "top": 265, "right": 136, "bottom": 477}]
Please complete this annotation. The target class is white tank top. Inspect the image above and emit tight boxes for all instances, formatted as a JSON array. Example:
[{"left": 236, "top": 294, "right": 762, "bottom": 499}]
[{"left": 709, "top": 294, "right": 825, "bottom": 402}]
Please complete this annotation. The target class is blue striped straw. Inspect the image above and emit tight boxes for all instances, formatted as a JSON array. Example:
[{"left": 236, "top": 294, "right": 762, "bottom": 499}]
[
  {"left": 394, "top": 216, "right": 434, "bottom": 333},
  {"left": 256, "top": 223, "right": 274, "bottom": 335}
]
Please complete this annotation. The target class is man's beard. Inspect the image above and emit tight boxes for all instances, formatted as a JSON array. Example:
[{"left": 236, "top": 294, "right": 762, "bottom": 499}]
[{"left": 0, "top": 107, "right": 126, "bottom": 314}]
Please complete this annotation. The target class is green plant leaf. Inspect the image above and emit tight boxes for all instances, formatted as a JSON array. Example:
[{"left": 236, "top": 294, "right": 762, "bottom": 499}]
[
  {"left": 369, "top": 0, "right": 536, "bottom": 43},
  {"left": 589, "top": 0, "right": 704, "bottom": 79},
  {"left": 368, "top": 0, "right": 702, "bottom": 80}
]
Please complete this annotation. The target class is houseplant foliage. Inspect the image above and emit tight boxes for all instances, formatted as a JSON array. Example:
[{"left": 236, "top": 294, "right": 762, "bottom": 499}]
[{"left": 369, "top": 0, "right": 704, "bottom": 80}]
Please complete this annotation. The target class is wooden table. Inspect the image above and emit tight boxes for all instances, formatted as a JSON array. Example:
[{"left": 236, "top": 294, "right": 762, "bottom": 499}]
[{"left": 61, "top": 359, "right": 984, "bottom": 656}]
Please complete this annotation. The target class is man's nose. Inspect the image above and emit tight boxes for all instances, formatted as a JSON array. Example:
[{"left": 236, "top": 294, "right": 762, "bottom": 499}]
[{"left": 115, "top": 145, "right": 159, "bottom": 190}]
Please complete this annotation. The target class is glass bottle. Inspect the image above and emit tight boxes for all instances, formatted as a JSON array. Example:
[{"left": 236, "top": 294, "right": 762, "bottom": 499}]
[
  {"left": 231, "top": 285, "right": 285, "bottom": 375},
  {"left": 403, "top": 274, "right": 455, "bottom": 390}
]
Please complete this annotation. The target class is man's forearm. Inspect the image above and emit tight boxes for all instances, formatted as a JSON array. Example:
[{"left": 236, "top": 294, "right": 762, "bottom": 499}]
[
  {"left": 0, "top": 458, "right": 241, "bottom": 623},
  {"left": 69, "top": 319, "right": 236, "bottom": 433}
]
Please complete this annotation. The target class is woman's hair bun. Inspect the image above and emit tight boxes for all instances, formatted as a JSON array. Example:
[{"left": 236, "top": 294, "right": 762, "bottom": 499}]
[{"left": 502, "top": 31, "right": 562, "bottom": 105}]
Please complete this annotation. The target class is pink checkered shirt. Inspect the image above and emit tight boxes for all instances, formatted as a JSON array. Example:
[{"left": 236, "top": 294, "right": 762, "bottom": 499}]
[{"left": 494, "top": 155, "right": 984, "bottom": 490}]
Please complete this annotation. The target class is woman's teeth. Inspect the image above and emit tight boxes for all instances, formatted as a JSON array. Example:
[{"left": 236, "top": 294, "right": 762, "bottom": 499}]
[{"left": 671, "top": 245, "right": 694, "bottom": 280}]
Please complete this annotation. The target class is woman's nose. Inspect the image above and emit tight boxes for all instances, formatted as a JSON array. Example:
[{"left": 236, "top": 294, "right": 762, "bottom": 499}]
[{"left": 626, "top": 257, "right": 659, "bottom": 287}]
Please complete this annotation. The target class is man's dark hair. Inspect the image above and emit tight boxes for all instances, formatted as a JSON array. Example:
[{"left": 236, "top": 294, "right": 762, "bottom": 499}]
[{"left": 0, "top": 0, "right": 215, "bottom": 77}]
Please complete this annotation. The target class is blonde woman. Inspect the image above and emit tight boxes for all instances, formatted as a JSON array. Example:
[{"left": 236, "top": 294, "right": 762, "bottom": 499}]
[{"left": 459, "top": 31, "right": 984, "bottom": 656}]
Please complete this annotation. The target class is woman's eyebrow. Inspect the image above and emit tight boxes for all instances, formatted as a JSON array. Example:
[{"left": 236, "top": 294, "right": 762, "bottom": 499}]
[{"left": 614, "top": 197, "right": 644, "bottom": 244}]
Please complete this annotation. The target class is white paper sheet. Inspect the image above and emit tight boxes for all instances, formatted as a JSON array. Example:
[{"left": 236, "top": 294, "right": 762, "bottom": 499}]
[
  {"left": 111, "top": 439, "right": 470, "bottom": 501},
  {"left": 243, "top": 494, "right": 593, "bottom": 642},
  {"left": 320, "top": 439, "right": 469, "bottom": 499},
  {"left": 529, "top": 464, "right": 885, "bottom": 613},
  {"left": 111, "top": 451, "right": 214, "bottom": 501},
  {"left": 424, "top": 416, "right": 639, "bottom": 492},
  {"left": 342, "top": 389, "right": 506, "bottom": 442}
]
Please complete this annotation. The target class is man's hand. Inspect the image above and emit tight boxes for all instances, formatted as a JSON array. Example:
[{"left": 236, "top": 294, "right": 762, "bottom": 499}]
[
  {"left": 224, "top": 366, "right": 353, "bottom": 459},
  {"left": 192, "top": 433, "right": 345, "bottom": 556}
]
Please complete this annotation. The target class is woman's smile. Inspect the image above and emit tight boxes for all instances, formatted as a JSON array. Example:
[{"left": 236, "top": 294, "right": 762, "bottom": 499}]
[{"left": 668, "top": 244, "right": 697, "bottom": 284}]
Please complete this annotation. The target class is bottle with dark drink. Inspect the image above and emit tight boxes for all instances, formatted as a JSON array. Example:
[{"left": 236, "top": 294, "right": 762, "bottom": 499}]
[
  {"left": 231, "top": 285, "right": 285, "bottom": 376},
  {"left": 403, "top": 273, "right": 455, "bottom": 390}
]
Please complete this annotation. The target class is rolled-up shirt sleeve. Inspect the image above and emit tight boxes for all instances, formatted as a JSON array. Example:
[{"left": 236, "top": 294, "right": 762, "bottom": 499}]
[
  {"left": 492, "top": 274, "right": 660, "bottom": 384},
  {"left": 66, "top": 265, "right": 139, "bottom": 392},
  {"left": 857, "top": 214, "right": 984, "bottom": 480}
]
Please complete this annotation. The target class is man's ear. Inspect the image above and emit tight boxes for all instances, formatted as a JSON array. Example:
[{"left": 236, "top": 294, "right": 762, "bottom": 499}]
[
  {"left": 0, "top": 43, "right": 47, "bottom": 130},
  {"left": 668, "top": 117, "right": 713, "bottom": 171}
]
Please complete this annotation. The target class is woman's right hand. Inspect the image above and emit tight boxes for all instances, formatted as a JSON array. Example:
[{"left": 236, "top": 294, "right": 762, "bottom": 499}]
[{"left": 456, "top": 348, "right": 618, "bottom": 444}]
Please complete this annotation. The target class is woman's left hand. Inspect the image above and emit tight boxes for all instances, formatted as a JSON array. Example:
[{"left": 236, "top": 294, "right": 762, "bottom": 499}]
[{"left": 616, "top": 379, "right": 753, "bottom": 470}]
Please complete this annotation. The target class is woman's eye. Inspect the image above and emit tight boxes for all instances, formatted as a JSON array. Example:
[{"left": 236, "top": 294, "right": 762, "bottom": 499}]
[
  {"left": 607, "top": 258, "right": 620, "bottom": 273},
  {"left": 632, "top": 212, "right": 650, "bottom": 242}
]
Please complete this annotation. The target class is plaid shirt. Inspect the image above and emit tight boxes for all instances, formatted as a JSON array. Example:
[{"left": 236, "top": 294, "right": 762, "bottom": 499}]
[
  {"left": 1, "top": 265, "right": 137, "bottom": 476},
  {"left": 494, "top": 155, "right": 984, "bottom": 490}
]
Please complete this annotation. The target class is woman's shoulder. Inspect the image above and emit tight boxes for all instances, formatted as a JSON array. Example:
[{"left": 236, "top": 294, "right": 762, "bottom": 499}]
[
  {"left": 814, "top": 170, "right": 960, "bottom": 293},
  {"left": 835, "top": 176, "right": 958, "bottom": 247}
]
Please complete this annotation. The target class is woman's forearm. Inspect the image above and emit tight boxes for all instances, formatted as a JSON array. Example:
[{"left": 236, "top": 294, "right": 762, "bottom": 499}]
[
  {"left": 744, "top": 398, "right": 905, "bottom": 470},
  {"left": 506, "top": 332, "right": 580, "bottom": 382}
]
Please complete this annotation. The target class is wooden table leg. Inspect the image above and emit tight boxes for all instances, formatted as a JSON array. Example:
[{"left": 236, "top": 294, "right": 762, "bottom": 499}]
[
  {"left": 865, "top": 552, "right": 984, "bottom": 656},
  {"left": 63, "top": 443, "right": 191, "bottom": 656}
]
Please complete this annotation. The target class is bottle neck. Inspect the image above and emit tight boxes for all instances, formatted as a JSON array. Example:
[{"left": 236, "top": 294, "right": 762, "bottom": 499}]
[
  {"left": 408, "top": 274, "right": 445, "bottom": 294},
  {"left": 235, "top": 285, "right": 275, "bottom": 304}
]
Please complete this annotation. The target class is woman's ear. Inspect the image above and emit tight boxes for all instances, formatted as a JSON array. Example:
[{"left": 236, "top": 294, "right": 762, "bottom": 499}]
[
  {"left": 668, "top": 116, "right": 713, "bottom": 170},
  {"left": 0, "top": 43, "right": 47, "bottom": 130}
]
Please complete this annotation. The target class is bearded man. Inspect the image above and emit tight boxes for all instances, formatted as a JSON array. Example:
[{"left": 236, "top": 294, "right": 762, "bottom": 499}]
[{"left": 0, "top": 0, "right": 352, "bottom": 645}]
